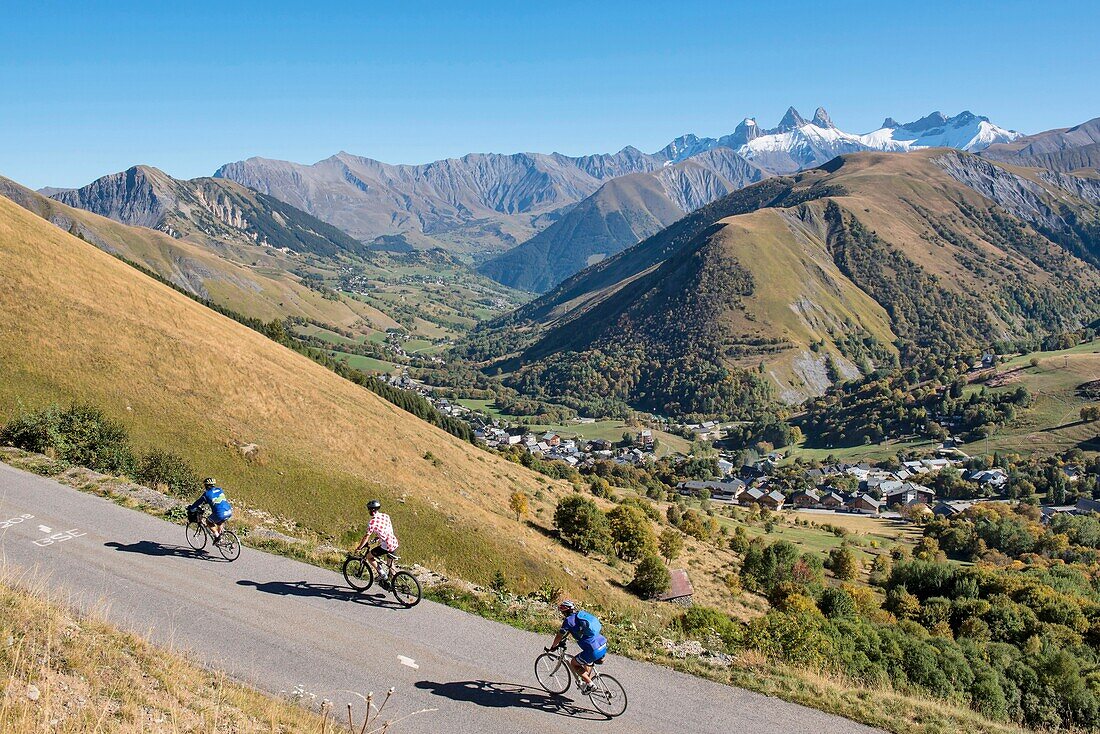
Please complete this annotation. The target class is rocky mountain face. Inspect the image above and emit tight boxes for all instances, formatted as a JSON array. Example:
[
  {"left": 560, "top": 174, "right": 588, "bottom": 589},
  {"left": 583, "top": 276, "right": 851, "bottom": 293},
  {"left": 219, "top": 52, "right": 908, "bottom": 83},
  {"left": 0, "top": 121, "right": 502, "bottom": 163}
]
[
  {"left": 51, "top": 166, "right": 366, "bottom": 258},
  {"left": 477, "top": 148, "right": 769, "bottom": 292},
  {"left": 462, "top": 151, "right": 1100, "bottom": 416},
  {"left": 213, "top": 149, "right": 673, "bottom": 253},
  {"left": 981, "top": 117, "right": 1100, "bottom": 173}
]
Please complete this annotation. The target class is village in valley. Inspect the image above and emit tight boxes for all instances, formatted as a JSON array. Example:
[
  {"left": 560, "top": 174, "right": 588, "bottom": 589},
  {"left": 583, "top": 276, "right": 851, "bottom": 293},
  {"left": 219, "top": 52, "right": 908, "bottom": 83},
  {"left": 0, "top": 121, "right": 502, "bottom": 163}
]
[{"left": 381, "top": 369, "right": 1098, "bottom": 530}]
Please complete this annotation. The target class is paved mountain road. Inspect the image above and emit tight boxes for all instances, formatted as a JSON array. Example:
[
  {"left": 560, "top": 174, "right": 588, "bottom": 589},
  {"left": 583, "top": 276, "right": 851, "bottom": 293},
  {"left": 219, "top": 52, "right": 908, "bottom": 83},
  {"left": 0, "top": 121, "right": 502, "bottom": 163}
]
[{"left": 0, "top": 463, "right": 882, "bottom": 734}]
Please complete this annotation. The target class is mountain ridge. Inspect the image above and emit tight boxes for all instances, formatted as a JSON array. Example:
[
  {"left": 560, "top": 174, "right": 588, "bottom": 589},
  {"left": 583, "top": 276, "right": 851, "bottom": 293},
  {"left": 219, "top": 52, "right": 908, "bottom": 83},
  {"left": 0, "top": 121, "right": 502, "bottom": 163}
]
[
  {"left": 208, "top": 108, "right": 1018, "bottom": 262},
  {"left": 464, "top": 150, "right": 1100, "bottom": 417},
  {"left": 51, "top": 165, "right": 368, "bottom": 259}
]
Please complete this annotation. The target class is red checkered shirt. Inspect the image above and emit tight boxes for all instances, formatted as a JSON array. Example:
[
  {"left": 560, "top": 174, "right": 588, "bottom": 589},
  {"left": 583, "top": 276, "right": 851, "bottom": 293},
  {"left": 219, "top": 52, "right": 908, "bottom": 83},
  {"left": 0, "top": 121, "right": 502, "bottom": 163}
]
[{"left": 368, "top": 512, "right": 399, "bottom": 551}]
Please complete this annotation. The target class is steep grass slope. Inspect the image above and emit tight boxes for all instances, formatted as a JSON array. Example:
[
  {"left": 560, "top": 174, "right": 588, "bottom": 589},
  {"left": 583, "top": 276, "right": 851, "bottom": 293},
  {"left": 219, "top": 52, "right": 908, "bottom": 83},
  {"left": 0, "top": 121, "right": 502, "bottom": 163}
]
[
  {"left": 0, "top": 195, "right": 630, "bottom": 603},
  {"left": 0, "top": 176, "right": 398, "bottom": 332}
]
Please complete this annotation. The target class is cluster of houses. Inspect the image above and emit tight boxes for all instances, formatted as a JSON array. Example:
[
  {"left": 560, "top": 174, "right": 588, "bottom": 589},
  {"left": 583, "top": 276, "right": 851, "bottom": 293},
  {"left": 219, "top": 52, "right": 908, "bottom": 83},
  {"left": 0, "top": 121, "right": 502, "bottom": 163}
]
[
  {"left": 475, "top": 426, "right": 657, "bottom": 468},
  {"left": 675, "top": 476, "right": 938, "bottom": 515},
  {"left": 675, "top": 456, "right": 974, "bottom": 517}
]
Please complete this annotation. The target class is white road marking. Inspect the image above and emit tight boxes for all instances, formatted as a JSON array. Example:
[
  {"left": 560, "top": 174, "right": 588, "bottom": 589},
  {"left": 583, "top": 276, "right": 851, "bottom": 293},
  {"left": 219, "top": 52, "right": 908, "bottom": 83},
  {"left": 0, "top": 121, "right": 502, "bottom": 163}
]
[
  {"left": 398, "top": 655, "right": 419, "bottom": 670},
  {"left": 32, "top": 528, "right": 86, "bottom": 547},
  {"left": 0, "top": 513, "right": 34, "bottom": 530},
  {"left": 38, "top": 525, "right": 52, "bottom": 533}
]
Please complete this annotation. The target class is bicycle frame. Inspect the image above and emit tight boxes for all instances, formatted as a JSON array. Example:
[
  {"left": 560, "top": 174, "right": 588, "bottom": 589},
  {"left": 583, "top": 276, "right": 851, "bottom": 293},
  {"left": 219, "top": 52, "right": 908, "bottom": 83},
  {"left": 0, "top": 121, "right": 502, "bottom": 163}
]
[{"left": 550, "top": 645, "right": 602, "bottom": 686}]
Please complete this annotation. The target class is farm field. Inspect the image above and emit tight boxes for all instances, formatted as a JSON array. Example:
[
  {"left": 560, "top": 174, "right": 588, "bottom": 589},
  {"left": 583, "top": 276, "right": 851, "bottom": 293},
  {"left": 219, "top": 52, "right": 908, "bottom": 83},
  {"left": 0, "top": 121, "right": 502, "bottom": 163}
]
[{"left": 967, "top": 342, "right": 1100, "bottom": 456}]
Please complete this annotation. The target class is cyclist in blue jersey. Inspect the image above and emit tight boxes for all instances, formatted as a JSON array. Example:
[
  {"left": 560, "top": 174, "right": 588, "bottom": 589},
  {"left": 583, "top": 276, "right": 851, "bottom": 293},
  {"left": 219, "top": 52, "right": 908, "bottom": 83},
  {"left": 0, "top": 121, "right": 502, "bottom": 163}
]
[
  {"left": 187, "top": 477, "right": 234, "bottom": 544},
  {"left": 546, "top": 600, "right": 608, "bottom": 693}
]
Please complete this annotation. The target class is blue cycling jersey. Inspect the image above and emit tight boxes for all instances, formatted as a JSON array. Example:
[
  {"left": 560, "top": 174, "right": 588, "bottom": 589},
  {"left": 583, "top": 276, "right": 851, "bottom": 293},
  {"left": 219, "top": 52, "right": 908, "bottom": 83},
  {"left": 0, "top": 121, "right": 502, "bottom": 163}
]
[
  {"left": 561, "top": 611, "right": 603, "bottom": 643},
  {"left": 191, "top": 486, "right": 233, "bottom": 522}
]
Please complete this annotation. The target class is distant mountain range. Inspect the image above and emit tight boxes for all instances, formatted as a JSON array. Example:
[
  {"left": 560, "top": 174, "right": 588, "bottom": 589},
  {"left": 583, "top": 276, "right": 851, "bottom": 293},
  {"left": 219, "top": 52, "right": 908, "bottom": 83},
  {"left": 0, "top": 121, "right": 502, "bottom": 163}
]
[
  {"left": 981, "top": 117, "right": 1100, "bottom": 172},
  {"left": 463, "top": 149, "right": 1100, "bottom": 417},
  {"left": 479, "top": 109, "right": 1021, "bottom": 292},
  {"left": 204, "top": 109, "right": 1017, "bottom": 272}
]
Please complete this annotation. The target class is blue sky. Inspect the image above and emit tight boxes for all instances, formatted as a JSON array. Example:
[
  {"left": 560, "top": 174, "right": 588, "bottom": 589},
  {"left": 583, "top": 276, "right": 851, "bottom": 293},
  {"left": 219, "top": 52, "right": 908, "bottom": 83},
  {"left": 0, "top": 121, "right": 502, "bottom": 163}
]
[{"left": 2, "top": 0, "right": 1098, "bottom": 189}]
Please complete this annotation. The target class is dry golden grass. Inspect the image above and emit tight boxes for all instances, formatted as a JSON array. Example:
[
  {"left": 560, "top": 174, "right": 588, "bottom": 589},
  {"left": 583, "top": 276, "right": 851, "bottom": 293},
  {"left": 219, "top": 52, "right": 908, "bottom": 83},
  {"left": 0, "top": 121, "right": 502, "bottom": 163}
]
[
  {"left": 0, "top": 573, "right": 331, "bottom": 733},
  {"left": 0, "top": 195, "right": 640, "bottom": 609}
]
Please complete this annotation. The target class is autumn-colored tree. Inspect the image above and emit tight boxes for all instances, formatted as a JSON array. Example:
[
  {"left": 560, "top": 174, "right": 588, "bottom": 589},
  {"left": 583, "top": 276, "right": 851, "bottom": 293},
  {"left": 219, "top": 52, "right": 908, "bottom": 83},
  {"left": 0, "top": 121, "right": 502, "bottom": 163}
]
[{"left": 509, "top": 490, "right": 529, "bottom": 521}]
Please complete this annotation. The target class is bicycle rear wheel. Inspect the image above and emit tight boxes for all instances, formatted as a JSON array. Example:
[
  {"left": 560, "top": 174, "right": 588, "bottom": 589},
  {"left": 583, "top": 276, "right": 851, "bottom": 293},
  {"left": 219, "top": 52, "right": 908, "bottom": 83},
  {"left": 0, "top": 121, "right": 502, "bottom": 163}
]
[
  {"left": 534, "top": 653, "right": 571, "bottom": 694},
  {"left": 391, "top": 571, "right": 421, "bottom": 607},
  {"left": 185, "top": 522, "right": 207, "bottom": 551},
  {"left": 342, "top": 556, "right": 374, "bottom": 592},
  {"left": 217, "top": 530, "right": 241, "bottom": 561},
  {"left": 588, "top": 673, "right": 627, "bottom": 717}
]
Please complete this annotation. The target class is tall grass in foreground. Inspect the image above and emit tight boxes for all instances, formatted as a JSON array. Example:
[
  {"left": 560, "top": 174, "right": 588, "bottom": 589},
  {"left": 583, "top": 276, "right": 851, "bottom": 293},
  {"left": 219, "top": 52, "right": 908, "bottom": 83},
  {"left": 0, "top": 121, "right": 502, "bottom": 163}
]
[{"left": 0, "top": 571, "right": 429, "bottom": 732}]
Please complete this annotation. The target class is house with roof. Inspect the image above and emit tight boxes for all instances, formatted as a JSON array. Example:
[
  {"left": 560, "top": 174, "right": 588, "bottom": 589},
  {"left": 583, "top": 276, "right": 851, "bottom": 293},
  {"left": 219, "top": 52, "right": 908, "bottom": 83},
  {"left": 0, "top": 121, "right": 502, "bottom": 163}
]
[
  {"left": 740, "top": 487, "right": 766, "bottom": 506},
  {"left": 932, "top": 501, "right": 972, "bottom": 517},
  {"left": 790, "top": 488, "right": 822, "bottom": 508},
  {"left": 968, "top": 468, "right": 1008, "bottom": 488},
  {"left": 848, "top": 494, "right": 882, "bottom": 514},
  {"left": 1075, "top": 497, "right": 1100, "bottom": 515},
  {"left": 884, "top": 483, "right": 935, "bottom": 507},
  {"left": 758, "top": 490, "right": 786, "bottom": 510},
  {"left": 820, "top": 491, "right": 846, "bottom": 509}
]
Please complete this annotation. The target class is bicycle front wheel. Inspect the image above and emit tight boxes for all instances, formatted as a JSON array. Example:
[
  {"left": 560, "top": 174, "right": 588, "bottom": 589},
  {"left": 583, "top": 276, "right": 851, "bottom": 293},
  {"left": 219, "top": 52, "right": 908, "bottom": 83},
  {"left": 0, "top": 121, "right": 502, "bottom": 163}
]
[
  {"left": 534, "top": 653, "right": 571, "bottom": 695},
  {"left": 391, "top": 571, "right": 421, "bottom": 607},
  {"left": 185, "top": 522, "right": 207, "bottom": 551},
  {"left": 217, "top": 530, "right": 241, "bottom": 561},
  {"left": 588, "top": 673, "right": 627, "bottom": 717},
  {"left": 342, "top": 556, "right": 374, "bottom": 592}
]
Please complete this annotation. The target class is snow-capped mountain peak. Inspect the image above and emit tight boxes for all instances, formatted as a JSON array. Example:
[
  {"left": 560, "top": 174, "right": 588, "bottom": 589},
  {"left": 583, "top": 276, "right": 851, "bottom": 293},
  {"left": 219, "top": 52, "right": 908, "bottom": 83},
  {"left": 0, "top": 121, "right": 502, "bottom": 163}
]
[{"left": 660, "top": 107, "right": 1020, "bottom": 172}]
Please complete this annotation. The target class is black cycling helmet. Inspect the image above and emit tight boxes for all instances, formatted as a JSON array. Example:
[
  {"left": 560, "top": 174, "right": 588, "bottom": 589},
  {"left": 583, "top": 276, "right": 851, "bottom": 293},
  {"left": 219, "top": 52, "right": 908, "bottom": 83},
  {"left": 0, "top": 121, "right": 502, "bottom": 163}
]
[
  {"left": 204, "top": 477, "right": 217, "bottom": 488},
  {"left": 367, "top": 499, "right": 381, "bottom": 513}
]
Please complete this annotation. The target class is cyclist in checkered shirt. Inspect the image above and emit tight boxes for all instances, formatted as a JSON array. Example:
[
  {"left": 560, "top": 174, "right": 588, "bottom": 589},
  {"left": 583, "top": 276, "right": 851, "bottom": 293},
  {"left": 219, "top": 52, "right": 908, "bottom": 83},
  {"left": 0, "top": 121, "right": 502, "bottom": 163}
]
[{"left": 354, "top": 499, "right": 400, "bottom": 586}]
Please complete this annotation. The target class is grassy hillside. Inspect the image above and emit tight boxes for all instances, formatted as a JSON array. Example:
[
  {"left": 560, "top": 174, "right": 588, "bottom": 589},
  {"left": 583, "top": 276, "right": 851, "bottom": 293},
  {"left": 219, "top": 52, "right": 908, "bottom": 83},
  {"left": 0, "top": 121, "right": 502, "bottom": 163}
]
[
  {"left": 0, "top": 194, "right": 641, "bottom": 606},
  {"left": 471, "top": 151, "right": 1100, "bottom": 416},
  {"left": 1, "top": 577, "right": 328, "bottom": 732},
  {"left": 0, "top": 176, "right": 398, "bottom": 333}
]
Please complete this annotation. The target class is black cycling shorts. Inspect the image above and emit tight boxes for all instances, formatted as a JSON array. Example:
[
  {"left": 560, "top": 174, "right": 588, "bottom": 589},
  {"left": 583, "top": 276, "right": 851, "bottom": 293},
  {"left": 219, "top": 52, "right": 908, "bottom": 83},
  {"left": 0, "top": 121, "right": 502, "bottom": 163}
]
[{"left": 370, "top": 545, "right": 393, "bottom": 559}]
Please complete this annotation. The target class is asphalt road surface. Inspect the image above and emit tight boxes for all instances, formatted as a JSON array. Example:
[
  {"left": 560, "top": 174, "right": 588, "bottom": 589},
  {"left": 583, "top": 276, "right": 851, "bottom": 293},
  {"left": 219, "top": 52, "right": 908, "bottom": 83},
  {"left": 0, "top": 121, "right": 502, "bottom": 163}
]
[{"left": 0, "top": 462, "right": 883, "bottom": 734}]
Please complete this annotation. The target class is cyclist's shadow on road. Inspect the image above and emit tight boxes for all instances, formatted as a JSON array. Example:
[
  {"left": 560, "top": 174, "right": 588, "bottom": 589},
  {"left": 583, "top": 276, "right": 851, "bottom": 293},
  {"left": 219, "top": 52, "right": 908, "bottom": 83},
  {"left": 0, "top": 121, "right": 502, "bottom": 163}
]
[
  {"left": 235, "top": 579, "right": 405, "bottom": 610},
  {"left": 104, "top": 540, "right": 228, "bottom": 562},
  {"left": 415, "top": 680, "right": 609, "bottom": 721}
]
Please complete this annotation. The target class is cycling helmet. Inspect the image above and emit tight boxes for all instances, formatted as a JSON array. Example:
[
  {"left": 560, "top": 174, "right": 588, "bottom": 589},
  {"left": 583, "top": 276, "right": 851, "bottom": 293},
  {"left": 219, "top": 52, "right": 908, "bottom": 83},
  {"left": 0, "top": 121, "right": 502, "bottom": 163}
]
[
  {"left": 367, "top": 499, "right": 382, "bottom": 512},
  {"left": 203, "top": 477, "right": 217, "bottom": 488},
  {"left": 557, "top": 599, "right": 577, "bottom": 614}
]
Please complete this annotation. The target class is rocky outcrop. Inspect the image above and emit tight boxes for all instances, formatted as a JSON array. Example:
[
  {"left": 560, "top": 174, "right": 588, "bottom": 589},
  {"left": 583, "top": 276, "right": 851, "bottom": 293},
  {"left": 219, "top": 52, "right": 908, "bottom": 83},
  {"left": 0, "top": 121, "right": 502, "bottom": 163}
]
[
  {"left": 932, "top": 152, "right": 1064, "bottom": 230},
  {"left": 49, "top": 167, "right": 366, "bottom": 258}
]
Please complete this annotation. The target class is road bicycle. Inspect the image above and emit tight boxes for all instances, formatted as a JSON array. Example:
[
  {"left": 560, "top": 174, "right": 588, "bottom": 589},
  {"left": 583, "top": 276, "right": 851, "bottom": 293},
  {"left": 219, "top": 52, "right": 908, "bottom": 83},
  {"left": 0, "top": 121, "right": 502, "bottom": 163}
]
[
  {"left": 184, "top": 509, "right": 241, "bottom": 561},
  {"left": 534, "top": 642, "right": 628, "bottom": 717},
  {"left": 342, "top": 545, "right": 422, "bottom": 607}
]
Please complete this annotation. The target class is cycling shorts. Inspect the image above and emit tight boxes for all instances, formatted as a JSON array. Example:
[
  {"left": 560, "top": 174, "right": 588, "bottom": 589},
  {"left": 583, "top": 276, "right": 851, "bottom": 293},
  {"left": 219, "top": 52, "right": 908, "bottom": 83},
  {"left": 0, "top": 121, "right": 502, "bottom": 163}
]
[{"left": 575, "top": 636, "right": 608, "bottom": 665}]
